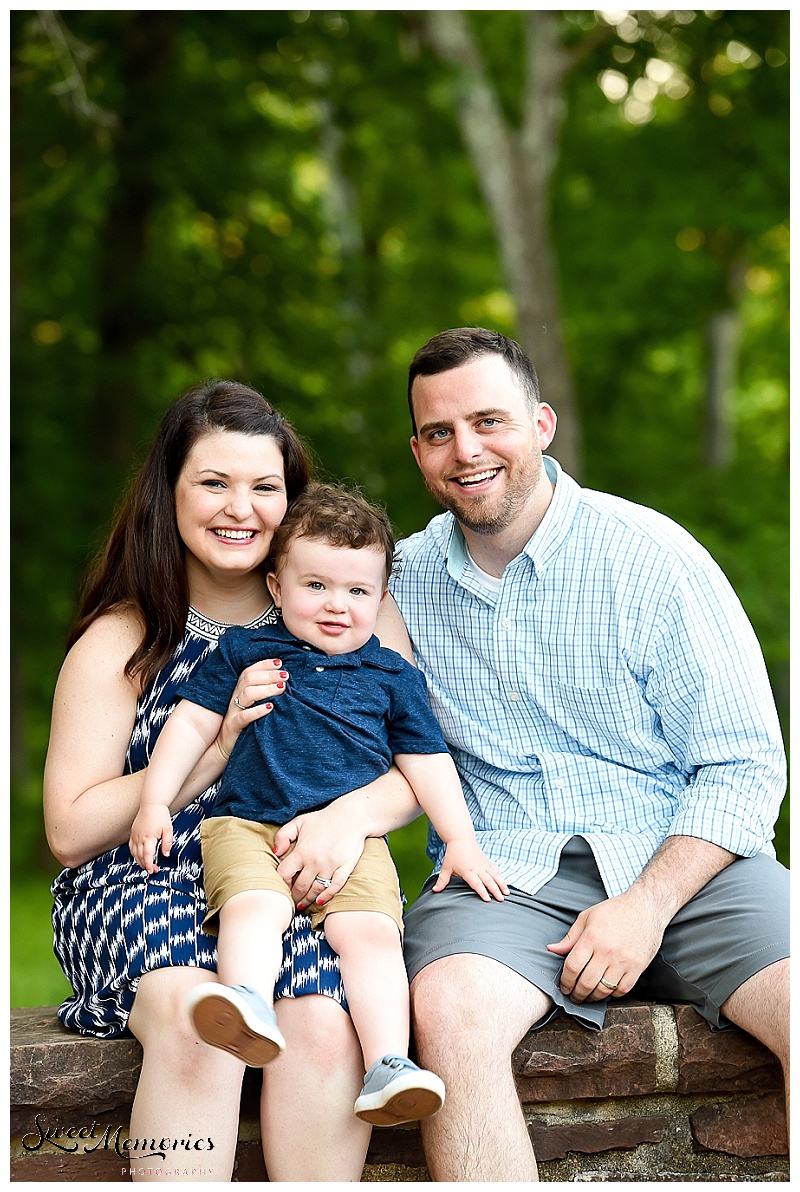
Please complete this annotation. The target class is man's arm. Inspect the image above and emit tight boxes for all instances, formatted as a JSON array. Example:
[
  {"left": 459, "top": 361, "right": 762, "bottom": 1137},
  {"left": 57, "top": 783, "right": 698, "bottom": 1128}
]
[
  {"left": 550, "top": 562, "right": 784, "bottom": 1004},
  {"left": 548, "top": 835, "right": 734, "bottom": 1002}
]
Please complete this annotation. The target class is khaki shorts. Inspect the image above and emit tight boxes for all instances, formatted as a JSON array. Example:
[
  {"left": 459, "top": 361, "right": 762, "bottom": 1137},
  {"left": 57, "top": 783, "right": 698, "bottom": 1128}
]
[{"left": 200, "top": 815, "right": 404, "bottom": 937}]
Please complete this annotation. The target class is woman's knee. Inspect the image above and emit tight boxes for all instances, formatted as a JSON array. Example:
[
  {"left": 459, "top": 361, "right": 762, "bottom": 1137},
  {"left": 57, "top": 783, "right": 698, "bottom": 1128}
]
[
  {"left": 129, "top": 968, "right": 244, "bottom": 1091},
  {"left": 277, "top": 993, "right": 360, "bottom": 1071},
  {"left": 129, "top": 967, "right": 214, "bottom": 1050}
]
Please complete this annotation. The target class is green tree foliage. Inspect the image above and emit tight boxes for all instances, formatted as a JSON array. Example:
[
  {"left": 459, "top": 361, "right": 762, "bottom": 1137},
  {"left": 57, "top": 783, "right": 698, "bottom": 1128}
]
[{"left": 11, "top": 10, "right": 788, "bottom": 888}]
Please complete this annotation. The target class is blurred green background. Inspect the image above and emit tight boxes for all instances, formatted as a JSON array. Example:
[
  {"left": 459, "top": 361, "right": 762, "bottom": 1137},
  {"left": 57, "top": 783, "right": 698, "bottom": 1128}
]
[{"left": 11, "top": 11, "right": 788, "bottom": 1009}]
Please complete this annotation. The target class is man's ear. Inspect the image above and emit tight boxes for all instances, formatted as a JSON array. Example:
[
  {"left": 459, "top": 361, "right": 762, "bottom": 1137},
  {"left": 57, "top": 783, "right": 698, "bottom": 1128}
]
[
  {"left": 410, "top": 435, "right": 421, "bottom": 468},
  {"left": 535, "top": 403, "right": 558, "bottom": 451},
  {"left": 266, "top": 571, "right": 281, "bottom": 608}
]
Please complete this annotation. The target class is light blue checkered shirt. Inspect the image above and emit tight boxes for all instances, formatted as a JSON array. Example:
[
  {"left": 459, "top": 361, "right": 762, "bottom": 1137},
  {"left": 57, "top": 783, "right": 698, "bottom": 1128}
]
[{"left": 391, "top": 457, "right": 785, "bottom": 899}]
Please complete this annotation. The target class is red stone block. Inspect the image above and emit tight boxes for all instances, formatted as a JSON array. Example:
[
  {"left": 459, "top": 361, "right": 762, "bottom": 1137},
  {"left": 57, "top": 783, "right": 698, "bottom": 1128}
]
[
  {"left": 529, "top": 1114, "right": 671, "bottom": 1162},
  {"left": 513, "top": 1004, "right": 657, "bottom": 1102},
  {"left": 690, "top": 1094, "right": 788, "bottom": 1157},
  {"left": 675, "top": 1005, "right": 783, "bottom": 1095}
]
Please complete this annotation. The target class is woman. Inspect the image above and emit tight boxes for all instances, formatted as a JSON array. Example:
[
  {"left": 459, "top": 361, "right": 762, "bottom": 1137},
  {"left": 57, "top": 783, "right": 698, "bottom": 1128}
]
[{"left": 44, "top": 380, "right": 419, "bottom": 1182}]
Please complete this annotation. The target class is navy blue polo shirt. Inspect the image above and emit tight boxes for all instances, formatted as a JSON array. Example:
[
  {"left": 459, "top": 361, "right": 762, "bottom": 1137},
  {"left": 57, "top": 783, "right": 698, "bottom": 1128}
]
[{"left": 176, "top": 620, "right": 449, "bottom": 825}]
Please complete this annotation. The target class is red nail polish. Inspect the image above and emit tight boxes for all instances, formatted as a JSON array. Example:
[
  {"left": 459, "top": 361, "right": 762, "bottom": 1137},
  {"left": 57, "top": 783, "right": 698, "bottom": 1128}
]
[
  {"left": 279, "top": 671, "right": 289, "bottom": 680},
  {"left": 276, "top": 681, "right": 285, "bottom": 689},
  {"left": 273, "top": 659, "right": 282, "bottom": 666},
  {"left": 265, "top": 703, "right": 273, "bottom": 711}
]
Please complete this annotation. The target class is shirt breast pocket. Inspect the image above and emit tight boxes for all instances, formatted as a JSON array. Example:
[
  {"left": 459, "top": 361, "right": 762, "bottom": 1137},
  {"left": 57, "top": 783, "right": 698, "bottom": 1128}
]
[
  {"left": 550, "top": 677, "right": 659, "bottom": 763},
  {"left": 332, "top": 672, "right": 390, "bottom": 730}
]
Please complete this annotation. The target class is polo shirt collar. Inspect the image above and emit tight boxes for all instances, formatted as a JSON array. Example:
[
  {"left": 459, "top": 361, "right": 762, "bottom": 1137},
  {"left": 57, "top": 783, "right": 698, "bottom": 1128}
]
[
  {"left": 273, "top": 619, "right": 404, "bottom": 673},
  {"left": 444, "top": 455, "right": 582, "bottom": 580}
]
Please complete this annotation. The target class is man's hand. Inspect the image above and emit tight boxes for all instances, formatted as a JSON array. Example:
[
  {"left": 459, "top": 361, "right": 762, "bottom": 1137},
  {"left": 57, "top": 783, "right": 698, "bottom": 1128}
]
[
  {"left": 546, "top": 885, "right": 669, "bottom": 1002},
  {"left": 129, "top": 804, "right": 173, "bottom": 874},
  {"left": 433, "top": 839, "right": 509, "bottom": 902},
  {"left": 547, "top": 836, "right": 737, "bottom": 1003}
]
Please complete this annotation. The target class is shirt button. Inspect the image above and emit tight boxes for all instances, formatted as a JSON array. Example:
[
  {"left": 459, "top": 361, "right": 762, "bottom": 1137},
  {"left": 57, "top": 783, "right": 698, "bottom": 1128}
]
[
  {"left": 502, "top": 618, "right": 511, "bottom": 629},
  {"left": 509, "top": 691, "right": 520, "bottom": 702},
  {"left": 315, "top": 666, "right": 324, "bottom": 672},
  {"left": 555, "top": 778, "right": 564, "bottom": 790}
]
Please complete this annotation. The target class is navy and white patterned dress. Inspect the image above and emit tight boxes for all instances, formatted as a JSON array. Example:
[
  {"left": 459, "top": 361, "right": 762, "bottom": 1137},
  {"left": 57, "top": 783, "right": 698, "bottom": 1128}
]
[{"left": 51, "top": 605, "right": 346, "bottom": 1038}]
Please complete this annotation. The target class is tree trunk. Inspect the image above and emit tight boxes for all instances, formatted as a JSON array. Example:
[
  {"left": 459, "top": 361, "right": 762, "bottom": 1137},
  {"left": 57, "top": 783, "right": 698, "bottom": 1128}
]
[
  {"left": 704, "top": 261, "right": 745, "bottom": 470},
  {"left": 422, "top": 10, "right": 582, "bottom": 477},
  {"left": 705, "top": 309, "right": 741, "bottom": 469},
  {"left": 91, "top": 11, "right": 178, "bottom": 472}
]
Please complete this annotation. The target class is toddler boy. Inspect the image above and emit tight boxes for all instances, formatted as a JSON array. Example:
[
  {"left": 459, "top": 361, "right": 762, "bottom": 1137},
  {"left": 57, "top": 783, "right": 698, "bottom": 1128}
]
[{"left": 130, "top": 482, "right": 507, "bottom": 1126}]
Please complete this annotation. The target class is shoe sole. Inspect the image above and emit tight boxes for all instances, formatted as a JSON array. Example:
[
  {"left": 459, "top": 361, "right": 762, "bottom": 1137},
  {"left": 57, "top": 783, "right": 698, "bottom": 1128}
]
[
  {"left": 355, "top": 1074, "right": 445, "bottom": 1127},
  {"left": 188, "top": 986, "right": 285, "bottom": 1068}
]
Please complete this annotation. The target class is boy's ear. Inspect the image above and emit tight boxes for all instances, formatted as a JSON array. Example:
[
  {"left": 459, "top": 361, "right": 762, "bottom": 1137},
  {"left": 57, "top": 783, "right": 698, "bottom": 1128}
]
[{"left": 266, "top": 572, "right": 281, "bottom": 607}]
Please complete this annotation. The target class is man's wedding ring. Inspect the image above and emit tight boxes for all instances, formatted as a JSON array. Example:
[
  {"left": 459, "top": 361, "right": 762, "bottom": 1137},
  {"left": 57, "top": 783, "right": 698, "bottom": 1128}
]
[
  {"left": 600, "top": 978, "right": 619, "bottom": 991},
  {"left": 314, "top": 876, "right": 332, "bottom": 888}
]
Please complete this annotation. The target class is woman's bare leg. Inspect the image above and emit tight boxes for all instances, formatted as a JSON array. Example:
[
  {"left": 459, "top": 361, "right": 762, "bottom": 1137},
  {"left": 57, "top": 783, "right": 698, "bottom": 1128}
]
[
  {"left": 261, "top": 994, "right": 371, "bottom": 1181},
  {"left": 127, "top": 968, "right": 245, "bottom": 1183}
]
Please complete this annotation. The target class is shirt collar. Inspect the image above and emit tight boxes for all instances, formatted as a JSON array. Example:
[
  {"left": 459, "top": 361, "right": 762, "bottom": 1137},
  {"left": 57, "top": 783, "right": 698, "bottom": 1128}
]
[
  {"left": 444, "top": 456, "right": 582, "bottom": 581},
  {"left": 272, "top": 620, "right": 404, "bottom": 673}
]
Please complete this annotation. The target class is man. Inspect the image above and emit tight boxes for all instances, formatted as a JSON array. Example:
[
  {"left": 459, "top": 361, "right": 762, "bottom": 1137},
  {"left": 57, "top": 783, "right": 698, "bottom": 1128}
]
[{"left": 389, "top": 327, "right": 789, "bottom": 1182}]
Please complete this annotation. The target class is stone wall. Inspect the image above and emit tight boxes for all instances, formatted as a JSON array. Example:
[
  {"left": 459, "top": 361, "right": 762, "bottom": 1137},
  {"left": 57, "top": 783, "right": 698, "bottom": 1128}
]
[{"left": 11, "top": 1004, "right": 788, "bottom": 1181}]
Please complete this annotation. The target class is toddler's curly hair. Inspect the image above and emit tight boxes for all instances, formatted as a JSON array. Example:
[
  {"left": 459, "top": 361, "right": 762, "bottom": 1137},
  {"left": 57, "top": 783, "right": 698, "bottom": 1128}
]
[{"left": 269, "top": 482, "right": 397, "bottom": 584}]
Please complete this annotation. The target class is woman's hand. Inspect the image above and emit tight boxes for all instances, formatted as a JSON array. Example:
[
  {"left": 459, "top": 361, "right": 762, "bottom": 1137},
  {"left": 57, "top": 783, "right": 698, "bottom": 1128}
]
[
  {"left": 272, "top": 804, "right": 368, "bottom": 910},
  {"left": 272, "top": 767, "right": 422, "bottom": 909},
  {"left": 215, "top": 657, "right": 289, "bottom": 760}
]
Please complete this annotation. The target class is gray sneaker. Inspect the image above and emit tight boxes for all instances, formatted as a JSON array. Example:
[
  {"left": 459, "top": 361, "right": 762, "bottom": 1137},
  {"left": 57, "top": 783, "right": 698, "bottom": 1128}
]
[
  {"left": 187, "top": 982, "right": 286, "bottom": 1067},
  {"left": 354, "top": 1055, "right": 445, "bottom": 1126}
]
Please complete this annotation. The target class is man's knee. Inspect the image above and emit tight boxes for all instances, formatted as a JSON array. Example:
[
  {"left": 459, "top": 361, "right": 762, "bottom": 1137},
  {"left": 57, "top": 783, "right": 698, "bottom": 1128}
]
[{"left": 410, "top": 953, "right": 549, "bottom": 1062}]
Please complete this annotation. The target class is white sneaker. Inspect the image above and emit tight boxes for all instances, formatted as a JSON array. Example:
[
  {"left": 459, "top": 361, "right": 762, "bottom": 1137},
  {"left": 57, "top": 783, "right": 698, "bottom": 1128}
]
[
  {"left": 187, "top": 982, "right": 285, "bottom": 1067},
  {"left": 354, "top": 1055, "right": 445, "bottom": 1126}
]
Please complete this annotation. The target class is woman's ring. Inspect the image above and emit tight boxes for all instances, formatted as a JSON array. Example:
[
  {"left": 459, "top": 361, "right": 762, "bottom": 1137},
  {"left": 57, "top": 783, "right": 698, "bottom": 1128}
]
[
  {"left": 234, "top": 696, "right": 249, "bottom": 710},
  {"left": 600, "top": 977, "right": 619, "bottom": 991},
  {"left": 314, "top": 876, "right": 332, "bottom": 888}
]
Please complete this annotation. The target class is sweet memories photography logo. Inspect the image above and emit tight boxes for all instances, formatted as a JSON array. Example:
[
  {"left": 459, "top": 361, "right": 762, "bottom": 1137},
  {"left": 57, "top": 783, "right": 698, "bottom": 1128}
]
[{"left": 21, "top": 1114, "right": 216, "bottom": 1164}]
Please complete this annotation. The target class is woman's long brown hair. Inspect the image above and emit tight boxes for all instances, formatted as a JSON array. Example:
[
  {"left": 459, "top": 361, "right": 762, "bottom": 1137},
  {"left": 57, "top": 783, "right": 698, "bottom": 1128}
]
[{"left": 67, "top": 380, "right": 311, "bottom": 690}]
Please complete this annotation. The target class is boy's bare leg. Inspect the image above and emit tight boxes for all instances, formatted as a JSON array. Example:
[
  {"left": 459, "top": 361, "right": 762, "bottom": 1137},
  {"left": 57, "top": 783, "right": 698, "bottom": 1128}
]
[
  {"left": 216, "top": 889, "right": 294, "bottom": 992},
  {"left": 411, "top": 953, "right": 550, "bottom": 1182},
  {"left": 324, "top": 910, "right": 409, "bottom": 1065}
]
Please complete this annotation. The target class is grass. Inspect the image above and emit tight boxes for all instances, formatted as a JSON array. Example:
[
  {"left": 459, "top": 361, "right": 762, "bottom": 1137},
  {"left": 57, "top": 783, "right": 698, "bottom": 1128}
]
[{"left": 10, "top": 872, "right": 73, "bottom": 1008}]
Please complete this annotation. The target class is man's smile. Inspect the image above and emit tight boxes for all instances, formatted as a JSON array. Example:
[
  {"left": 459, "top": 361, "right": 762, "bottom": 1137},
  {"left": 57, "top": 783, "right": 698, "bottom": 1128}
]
[{"left": 452, "top": 467, "right": 501, "bottom": 489}]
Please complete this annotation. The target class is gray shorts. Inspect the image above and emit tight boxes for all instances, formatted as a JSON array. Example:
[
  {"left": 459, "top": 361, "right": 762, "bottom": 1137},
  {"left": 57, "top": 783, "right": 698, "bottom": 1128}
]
[{"left": 403, "top": 837, "right": 789, "bottom": 1031}]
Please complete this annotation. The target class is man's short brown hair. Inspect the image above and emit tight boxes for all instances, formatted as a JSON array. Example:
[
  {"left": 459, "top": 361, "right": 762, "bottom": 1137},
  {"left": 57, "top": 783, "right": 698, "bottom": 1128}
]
[{"left": 407, "top": 327, "right": 541, "bottom": 435}]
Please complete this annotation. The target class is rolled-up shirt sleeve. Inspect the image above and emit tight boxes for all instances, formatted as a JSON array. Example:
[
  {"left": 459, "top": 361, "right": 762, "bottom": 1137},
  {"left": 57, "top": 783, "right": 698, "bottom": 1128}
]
[{"left": 646, "top": 566, "right": 786, "bottom": 857}]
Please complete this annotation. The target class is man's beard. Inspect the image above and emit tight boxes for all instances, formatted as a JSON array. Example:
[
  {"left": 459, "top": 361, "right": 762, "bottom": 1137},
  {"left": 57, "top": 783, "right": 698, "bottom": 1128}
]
[{"left": 423, "top": 455, "right": 542, "bottom": 535}]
